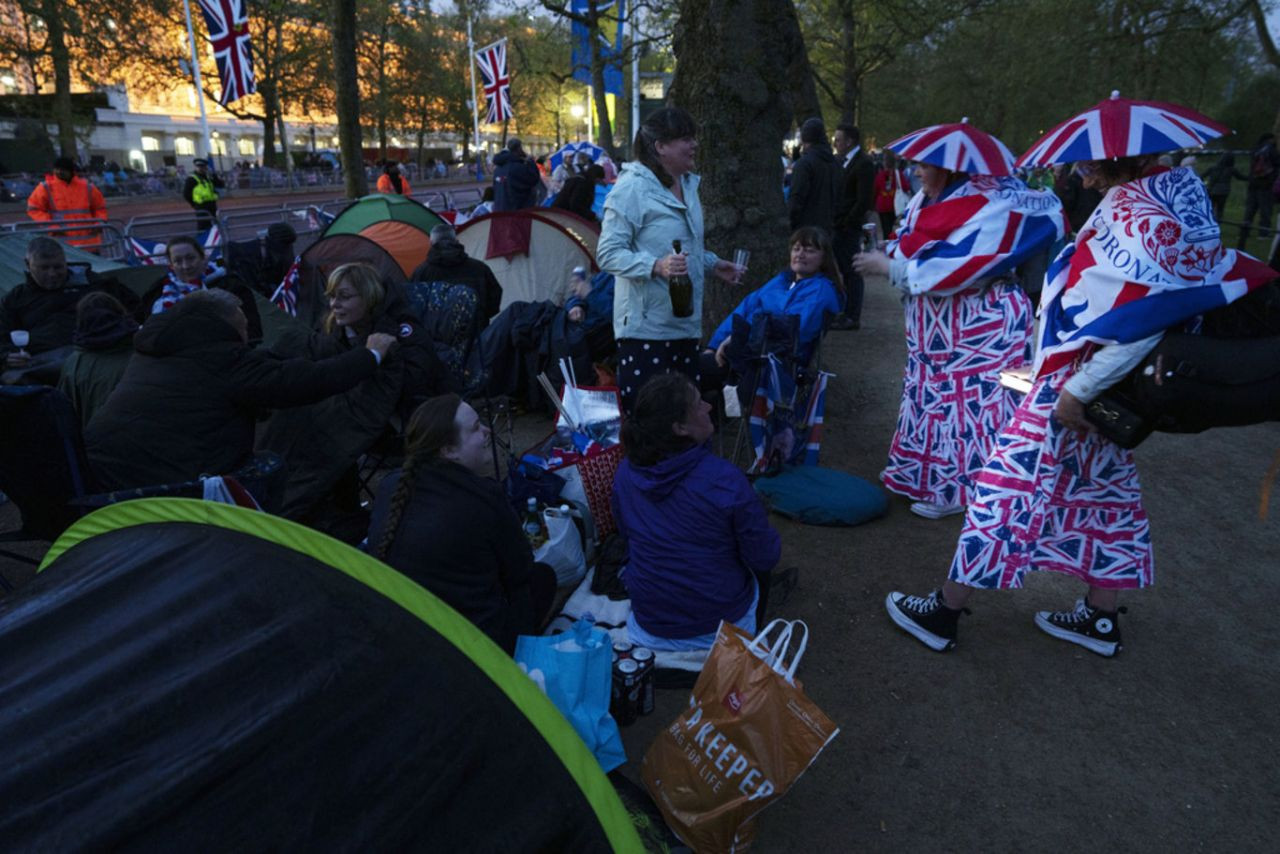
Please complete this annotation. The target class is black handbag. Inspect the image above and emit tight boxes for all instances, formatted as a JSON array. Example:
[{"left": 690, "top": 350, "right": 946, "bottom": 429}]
[{"left": 1084, "top": 389, "right": 1155, "bottom": 450}]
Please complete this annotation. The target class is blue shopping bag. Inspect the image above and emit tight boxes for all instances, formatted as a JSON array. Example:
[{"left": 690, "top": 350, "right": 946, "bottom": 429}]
[{"left": 515, "top": 618, "right": 625, "bottom": 772}]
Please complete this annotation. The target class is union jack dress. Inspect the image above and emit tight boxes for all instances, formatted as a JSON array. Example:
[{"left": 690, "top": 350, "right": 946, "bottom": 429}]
[
  {"left": 882, "top": 176, "right": 1065, "bottom": 506},
  {"left": 947, "top": 167, "right": 1276, "bottom": 590}
]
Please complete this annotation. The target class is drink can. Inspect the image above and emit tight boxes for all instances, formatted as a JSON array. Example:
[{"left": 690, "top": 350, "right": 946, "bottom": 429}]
[
  {"left": 632, "top": 647, "right": 655, "bottom": 715},
  {"left": 612, "top": 641, "right": 634, "bottom": 660},
  {"left": 611, "top": 658, "right": 639, "bottom": 725}
]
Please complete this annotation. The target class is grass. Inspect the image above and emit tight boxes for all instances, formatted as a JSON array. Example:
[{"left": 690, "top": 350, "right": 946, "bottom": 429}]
[{"left": 1216, "top": 187, "right": 1276, "bottom": 262}]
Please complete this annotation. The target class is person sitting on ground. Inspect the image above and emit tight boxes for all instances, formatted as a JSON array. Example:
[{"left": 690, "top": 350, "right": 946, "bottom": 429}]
[
  {"left": 611, "top": 373, "right": 781, "bottom": 652},
  {"left": 84, "top": 288, "right": 396, "bottom": 492},
  {"left": 149, "top": 235, "right": 263, "bottom": 343},
  {"left": 409, "top": 224, "right": 504, "bottom": 325},
  {"left": 367, "top": 393, "right": 557, "bottom": 654},
  {"left": 1, "top": 236, "right": 139, "bottom": 373},
  {"left": 701, "top": 225, "right": 844, "bottom": 389},
  {"left": 552, "top": 163, "right": 605, "bottom": 223},
  {"left": 258, "top": 262, "right": 446, "bottom": 529},
  {"left": 57, "top": 292, "right": 137, "bottom": 427}
]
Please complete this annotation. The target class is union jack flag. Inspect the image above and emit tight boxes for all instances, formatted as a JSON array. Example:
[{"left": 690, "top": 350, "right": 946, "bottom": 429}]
[
  {"left": 1034, "top": 167, "right": 1277, "bottom": 378},
  {"left": 475, "top": 38, "right": 512, "bottom": 124},
  {"left": 790, "top": 371, "right": 833, "bottom": 467},
  {"left": 197, "top": 0, "right": 257, "bottom": 106},
  {"left": 888, "top": 176, "right": 1066, "bottom": 296},
  {"left": 270, "top": 256, "right": 302, "bottom": 317}
]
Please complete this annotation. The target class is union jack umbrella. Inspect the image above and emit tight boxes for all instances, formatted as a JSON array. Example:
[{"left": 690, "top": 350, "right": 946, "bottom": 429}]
[
  {"left": 475, "top": 38, "right": 513, "bottom": 124},
  {"left": 885, "top": 118, "right": 1016, "bottom": 177},
  {"left": 196, "top": 0, "right": 257, "bottom": 106},
  {"left": 1016, "top": 91, "right": 1229, "bottom": 168},
  {"left": 548, "top": 141, "right": 604, "bottom": 172}
]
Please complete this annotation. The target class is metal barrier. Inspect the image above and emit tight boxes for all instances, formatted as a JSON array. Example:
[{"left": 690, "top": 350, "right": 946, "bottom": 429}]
[
  {"left": 122, "top": 212, "right": 229, "bottom": 264},
  {"left": 1, "top": 218, "right": 129, "bottom": 262}
]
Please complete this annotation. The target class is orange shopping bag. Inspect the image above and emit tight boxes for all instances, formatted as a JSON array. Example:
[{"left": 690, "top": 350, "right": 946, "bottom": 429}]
[{"left": 640, "top": 620, "right": 839, "bottom": 852}]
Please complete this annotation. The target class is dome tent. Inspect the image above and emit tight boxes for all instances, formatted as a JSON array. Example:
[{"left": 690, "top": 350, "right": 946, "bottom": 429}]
[
  {"left": 0, "top": 499, "right": 642, "bottom": 852},
  {"left": 456, "top": 210, "right": 597, "bottom": 310},
  {"left": 322, "top": 194, "right": 446, "bottom": 277}
]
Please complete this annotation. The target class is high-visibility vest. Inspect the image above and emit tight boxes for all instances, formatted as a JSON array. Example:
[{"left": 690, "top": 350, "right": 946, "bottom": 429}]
[
  {"left": 191, "top": 175, "right": 218, "bottom": 205},
  {"left": 26, "top": 175, "right": 106, "bottom": 247}
]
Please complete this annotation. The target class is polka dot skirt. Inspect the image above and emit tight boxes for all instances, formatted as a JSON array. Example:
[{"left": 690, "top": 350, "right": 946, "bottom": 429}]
[{"left": 617, "top": 337, "right": 701, "bottom": 412}]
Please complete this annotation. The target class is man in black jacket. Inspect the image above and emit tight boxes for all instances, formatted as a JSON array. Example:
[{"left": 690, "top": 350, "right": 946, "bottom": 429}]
[
  {"left": 832, "top": 123, "right": 876, "bottom": 329},
  {"left": 84, "top": 289, "right": 395, "bottom": 490},
  {"left": 1, "top": 237, "right": 139, "bottom": 376},
  {"left": 491, "top": 138, "right": 541, "bottom": 211},
  {"left": 410, "top": 224, "right": 504, "bottom": 324},
  {"left": 789, "top": 118, "right": 843, "bottom": 235}
]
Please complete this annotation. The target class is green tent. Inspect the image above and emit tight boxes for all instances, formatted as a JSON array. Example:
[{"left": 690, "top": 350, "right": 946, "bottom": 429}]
[
  {"left": 0, "top": 498, "right": 644, "bottom": 851},
  {"left": 0, "top": 233, "right": 160, "bottom": 299},
  {"left": 323, "top": 194, "right": 446, "bottom": 240}
]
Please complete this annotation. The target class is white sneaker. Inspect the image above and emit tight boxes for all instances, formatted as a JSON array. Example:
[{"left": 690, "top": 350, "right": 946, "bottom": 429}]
[{"left": 910, "top": 501, "right": 965, "bottom": 520}]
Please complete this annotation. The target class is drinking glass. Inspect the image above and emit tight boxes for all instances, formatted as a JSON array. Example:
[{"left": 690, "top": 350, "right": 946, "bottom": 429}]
[
  {"left": 9, "top": 329, "right": 29, "bottom": 353},
  {"left": 732, "top": 249, "right": 750, "bottom": 284}
]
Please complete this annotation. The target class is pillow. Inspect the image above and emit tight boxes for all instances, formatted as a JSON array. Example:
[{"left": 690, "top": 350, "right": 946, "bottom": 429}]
[{"left": 753, "top": 465, "right": 888, "bottom": 526}]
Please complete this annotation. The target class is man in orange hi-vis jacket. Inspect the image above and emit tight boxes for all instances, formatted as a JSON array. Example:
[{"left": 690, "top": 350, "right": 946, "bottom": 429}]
[{"left": 26, "top": 156, "right": 108, "bottom": 249}]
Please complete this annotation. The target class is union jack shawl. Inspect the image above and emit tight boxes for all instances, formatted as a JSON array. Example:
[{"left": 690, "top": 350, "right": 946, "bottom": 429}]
[
  {"left": 888, "top": 176, "right": 1066, "bottom": 297},
  {"left": 1034, "top": 167, "right": 1277, "bottom": 377}
]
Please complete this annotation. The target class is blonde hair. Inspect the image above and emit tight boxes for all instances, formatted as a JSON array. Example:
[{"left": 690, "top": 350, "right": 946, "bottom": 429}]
[{"left": 324, "top": 262, "right": 384, "bottom": 333}]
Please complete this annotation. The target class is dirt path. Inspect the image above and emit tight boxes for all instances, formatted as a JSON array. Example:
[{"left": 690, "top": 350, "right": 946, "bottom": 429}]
[{"left": 615, "top": 274, "right": 1280, "bottom": 851}]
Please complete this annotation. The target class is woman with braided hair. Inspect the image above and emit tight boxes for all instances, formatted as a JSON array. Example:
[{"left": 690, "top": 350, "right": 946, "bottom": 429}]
[{"left": 366, "top": 394, "right": 557, "bottom": 653}]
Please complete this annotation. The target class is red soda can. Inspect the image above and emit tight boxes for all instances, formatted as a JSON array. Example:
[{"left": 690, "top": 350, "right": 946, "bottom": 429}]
[
  {"left": 611, "top": 658, "right": 639, "bottom": 725},
  {"left": 632, "top": 647, "right": 655, "bottom": 716}
]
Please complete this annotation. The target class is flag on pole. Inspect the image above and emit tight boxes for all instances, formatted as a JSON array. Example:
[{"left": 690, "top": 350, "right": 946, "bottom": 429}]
[
  {"left": 196, "top": 0, "right": 257, "bottom": 106},
  {"left": 475, "top": 38, "right": 513, "bottom": 124}
]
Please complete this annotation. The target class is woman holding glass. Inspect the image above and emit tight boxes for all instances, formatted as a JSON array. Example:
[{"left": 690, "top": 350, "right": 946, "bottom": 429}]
[{"left": 596, "top": 106, "right": 742, "bottom": 411}]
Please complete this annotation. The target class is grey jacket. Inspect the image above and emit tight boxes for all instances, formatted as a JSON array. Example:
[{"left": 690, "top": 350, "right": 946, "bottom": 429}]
[{"left": 597, "top": 162, "right": 719, "bottom": 340}]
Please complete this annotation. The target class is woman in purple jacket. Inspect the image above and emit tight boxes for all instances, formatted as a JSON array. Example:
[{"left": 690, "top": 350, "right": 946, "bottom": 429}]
[{"left": 611, "top": 373, "right": 781, "bottom": 651}]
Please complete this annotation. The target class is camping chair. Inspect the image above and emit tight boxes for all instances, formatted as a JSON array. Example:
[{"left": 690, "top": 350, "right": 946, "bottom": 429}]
[
  {"left": 719, "top": 311, "right": 834, "bottom": 474},
  {"left": 0, "top": 386, "right": 284, "bottom": 583}
]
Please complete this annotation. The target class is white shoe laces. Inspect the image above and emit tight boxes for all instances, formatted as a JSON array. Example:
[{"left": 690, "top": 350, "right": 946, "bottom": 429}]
[{"left": 1050, "top": 598, "right": 1094, "bottom": 625}]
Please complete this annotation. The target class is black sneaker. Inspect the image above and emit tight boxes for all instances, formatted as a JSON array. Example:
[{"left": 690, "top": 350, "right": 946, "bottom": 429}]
[
  {"left": 1034, "top": 598, "right": 1127, "bottom": 657},
  {"left": 885, "top": 589, "right": 967, "bottom": 651}
]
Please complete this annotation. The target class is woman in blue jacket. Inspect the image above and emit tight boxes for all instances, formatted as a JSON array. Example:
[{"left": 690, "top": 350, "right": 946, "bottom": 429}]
[
  {"left": 611, "top": 373, "right": 781, "bottom": 651},
  {"left": 703, "top": 225, "right": 844, "bottom": 376}
]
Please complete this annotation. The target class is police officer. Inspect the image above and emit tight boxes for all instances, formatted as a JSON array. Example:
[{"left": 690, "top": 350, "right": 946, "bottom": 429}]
[{"left": 183, "top": 158, "right": 225, "bottom": 232}]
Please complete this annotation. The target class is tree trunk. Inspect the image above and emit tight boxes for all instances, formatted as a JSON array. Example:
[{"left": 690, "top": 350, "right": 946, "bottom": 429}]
[
  {"left": 589, "top": 28, "right": 616, "bottom": 156},
  {"left": 671, "top": 0, "right": 814, "bottom": 329},
  {"left": 40, "top": 0, "right": 76, "bottom": 157},
  {"left": 332, "top": 0, "right": 367, "bottom": 197}
]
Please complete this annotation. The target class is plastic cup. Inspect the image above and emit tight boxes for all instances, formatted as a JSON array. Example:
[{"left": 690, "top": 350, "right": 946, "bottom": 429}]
[{"left": 9, "top": 330, "right": 29, "bottom": 349}]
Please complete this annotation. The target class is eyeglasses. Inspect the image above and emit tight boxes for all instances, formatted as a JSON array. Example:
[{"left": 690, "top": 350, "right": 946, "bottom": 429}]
[{"left": 328, "top": 290, "right": 361, "bottom": 303}]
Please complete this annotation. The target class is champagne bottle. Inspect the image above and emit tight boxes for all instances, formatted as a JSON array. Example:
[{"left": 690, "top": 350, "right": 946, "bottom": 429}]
[{"left": 667, "top": 238, "right": 694, "bottom": 318}]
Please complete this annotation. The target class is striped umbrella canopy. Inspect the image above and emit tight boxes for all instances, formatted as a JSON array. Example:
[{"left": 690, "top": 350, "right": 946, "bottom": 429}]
[
  {"left": 1016, "top": 91, "right": 1229, "bottom": 167},
  {"left": 549, "top": 141, "right": 605, "bottom": 172},
  {"left": 885, "top": 118, "right": 1016, "bottom": 177}
]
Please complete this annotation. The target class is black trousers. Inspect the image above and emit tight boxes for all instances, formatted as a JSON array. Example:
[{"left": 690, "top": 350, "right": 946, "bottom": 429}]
[{"left": 833, "top": 227, "right": 865, "bottom": 322}]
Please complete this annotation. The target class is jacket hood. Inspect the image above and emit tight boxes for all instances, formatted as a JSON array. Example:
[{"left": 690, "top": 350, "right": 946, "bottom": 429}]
[
  {"left": 74, "top": 307, "right": 137, "bottom": 350},
  {"left": 425, "top": 238, "right": 467, "bottom": 267},
  {"left": 493, "top": 150, "right": 518, "bottom": 166},
  {"left": 623, "top": 443, "right": 706, "bottom": 499},
  {"left": 135, "top": 301, "right": 242, "bottom": 357},
  {"left": 807, "top": 145, "right": 836, "bottom": 164}
]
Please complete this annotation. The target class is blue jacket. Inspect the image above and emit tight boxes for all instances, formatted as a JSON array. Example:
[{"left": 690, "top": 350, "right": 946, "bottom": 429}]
[
  {"left": 708, "top": 270, "right": 842, "bottom": 366},
  {"left": 491, "top": 150, "right": 541, "bottom": 211},
  {"left": 611, "top": 444, "right": 781, "bottom": 639},
  {"left": 597, "top": 162, "right": 719, "bottom": 341}
]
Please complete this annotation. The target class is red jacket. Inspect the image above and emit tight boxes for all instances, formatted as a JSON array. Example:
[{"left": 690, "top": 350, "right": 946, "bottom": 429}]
[
  {"left": 873, "top": 168, "right": 911, "bottom": 214},
  {"left": 26, "top": 174, "right": 108, "bottom": 247}
]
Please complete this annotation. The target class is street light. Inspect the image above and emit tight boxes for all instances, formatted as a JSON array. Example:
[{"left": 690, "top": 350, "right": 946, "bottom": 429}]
[
  {"left": 570, "top": 105, "right": 585, "bottom": 141},
  {"left": 210, "top": 130, "right": 224, "bottom": 172}
]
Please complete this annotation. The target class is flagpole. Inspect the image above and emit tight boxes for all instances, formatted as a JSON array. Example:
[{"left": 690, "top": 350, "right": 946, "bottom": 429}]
[
  {"left": 586, "top": 84, "right": 594, "bottom": 145},
  {"left": 630, "top": 6, "right": 639, "bottom": 150},
  {"left": 181, "top": 0, "right": 214, "bottom": 162},
  {"left": 466, "top": 13, "right": 481, "bottom": 154}
]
